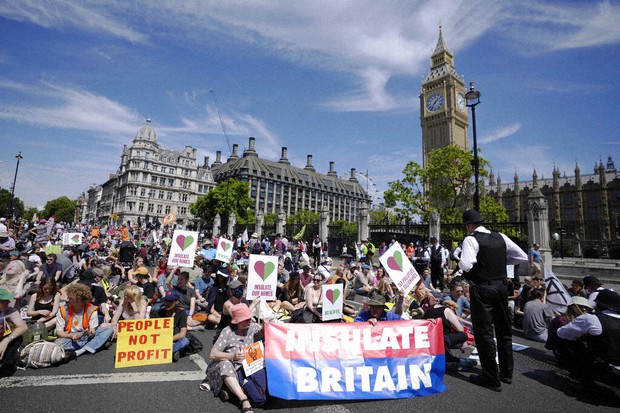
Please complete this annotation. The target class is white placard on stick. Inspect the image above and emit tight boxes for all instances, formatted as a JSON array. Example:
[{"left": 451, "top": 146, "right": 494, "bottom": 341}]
[
  {"left": 167, "top": 230, "right": 199, "bottom": 267},
  {"left": 246, "top": 255, "right": 278, "bottom": 300},
  {"left": 378, "top": 242, "right": 420, "bottom": 295}
]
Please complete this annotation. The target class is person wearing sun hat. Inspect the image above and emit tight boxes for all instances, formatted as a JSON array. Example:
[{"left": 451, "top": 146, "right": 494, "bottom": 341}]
[
  {"left": 354, "top": 293, "right": 403, "bottom": 325},
  {"left": 204, "top": 303, "right": 263, "bottom": 412},
  {"left": 0, "top": 288, "right": 28, "bottom": 376},
  {"left": 556, "top": 289, "right": 620, "bottom": 387}
]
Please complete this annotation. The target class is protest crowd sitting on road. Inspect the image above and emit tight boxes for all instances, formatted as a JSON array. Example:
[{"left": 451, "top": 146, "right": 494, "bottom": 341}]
[{"left": 0, "top": 215, "right": 619, "bottom": 410}]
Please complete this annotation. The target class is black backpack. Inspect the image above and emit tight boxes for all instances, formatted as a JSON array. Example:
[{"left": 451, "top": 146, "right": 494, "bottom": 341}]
[{"left": 252, "top": 242, "right": 263, "bottom": 254}]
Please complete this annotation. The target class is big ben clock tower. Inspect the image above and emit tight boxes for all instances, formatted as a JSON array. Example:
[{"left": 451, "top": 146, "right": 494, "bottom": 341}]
[{"left": 420, "top": 27, "right": 469, "bottom": 169}]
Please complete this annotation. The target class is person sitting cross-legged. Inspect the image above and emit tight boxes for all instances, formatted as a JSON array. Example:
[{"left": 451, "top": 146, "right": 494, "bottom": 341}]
[{"left": 55, "top": 283, "right": 114, "bottom": 361}]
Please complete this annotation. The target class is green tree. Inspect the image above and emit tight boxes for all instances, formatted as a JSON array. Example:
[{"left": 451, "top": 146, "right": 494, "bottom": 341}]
[
  {"left": 0, "top": 188, "right": 25, "bottom": 220},
  {"left": 385, "top": 145, "right": 506, "bottom": 223},
  {"left": 331, "top": 219, "right": 357, "bottom": 241},
  {"left": 23, "top": 207, "right": 39, "bottom": 223},
  {"left": 42, "top": 196, "right": 76, "bottom": 223},
  {"left": 264, "top": 213, "right": 278, "bottom": 226},
  {"left": 286, "top": 209, "right": 319, "bottom": 225},
  {"left": 190, "top": 178, "right": 253, "bottom": 227},
  {"left": 369, "top": 208, "right": 399, "bottom": 225}
]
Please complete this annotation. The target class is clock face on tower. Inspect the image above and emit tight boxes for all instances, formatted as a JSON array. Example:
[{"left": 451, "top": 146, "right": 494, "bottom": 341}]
[
  {"left": 456, "top": 93, "right": 466, "bottom": 111},
  {"left": 426, "top": 93, "right": 444, "bottom": 112}
]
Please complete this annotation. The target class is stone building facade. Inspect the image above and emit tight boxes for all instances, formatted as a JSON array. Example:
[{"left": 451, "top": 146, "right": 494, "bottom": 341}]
[
  {"left": 211, "top": 137, "right": 370, "bottom": 223},
  {"left": 79, "top": 121, "right": 369, "bottom": 228},
  {"left": 486, "top": 157, "right": 620, "bottom": 241},
  {"left": 80, "top": 120, "right": 216, "bottom": 228}
]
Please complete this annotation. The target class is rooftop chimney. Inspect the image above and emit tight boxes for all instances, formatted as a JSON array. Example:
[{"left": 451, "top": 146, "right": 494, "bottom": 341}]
[
  {"left": 327, "top": 161, "right": 337, "bottom": 177},
  {"left": 349, "top": 168, "right": 358, "bottom": 182},
  {"left": 203, "top": 156, "right": 210, "bottom": 167},
  {"left": 244, "top": 137, "right": 258, "bottom": 157},
  {"left": 304, "top": 155, "right": 316, "bottom": 172},
  {"left": 212, "top": 151, "right": 222, "bottom": 167},
  {"left": 278, "top": 147, "right": 290, "bottom": 165},
  {"left": 228, "top": 144, "right": 239, "bottom": 161}
]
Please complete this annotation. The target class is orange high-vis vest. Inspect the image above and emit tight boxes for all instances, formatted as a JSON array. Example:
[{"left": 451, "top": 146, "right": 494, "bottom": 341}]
[{"left": 59, "top": 303, "right": 99, "bottom": 333}]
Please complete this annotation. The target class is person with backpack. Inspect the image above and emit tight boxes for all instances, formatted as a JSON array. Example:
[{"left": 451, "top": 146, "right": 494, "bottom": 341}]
[
  {"left": 428, "top": 237, "right": 445, "bottom": 292},
  {"left": 362, "top": 239, "right": 376, "bottom": 266}
]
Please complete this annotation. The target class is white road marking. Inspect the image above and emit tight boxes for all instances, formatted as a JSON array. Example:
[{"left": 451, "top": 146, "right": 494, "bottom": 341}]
[{"left": 0, "top": 354, "right": 209, "bottom": 389}]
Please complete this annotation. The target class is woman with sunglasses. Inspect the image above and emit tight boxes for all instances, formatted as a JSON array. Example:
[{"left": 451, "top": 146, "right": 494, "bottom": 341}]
[
  {"left": 304, "top": 274, "right": 324, "bottom": 323},
  {"left": 40, "top": 253, "right": 62, "bottom": 283}
]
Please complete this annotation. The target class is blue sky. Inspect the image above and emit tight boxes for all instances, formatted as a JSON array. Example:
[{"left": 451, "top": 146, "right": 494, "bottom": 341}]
[{"left": 0, "top": 0, "right": 619, "bottom": 209}]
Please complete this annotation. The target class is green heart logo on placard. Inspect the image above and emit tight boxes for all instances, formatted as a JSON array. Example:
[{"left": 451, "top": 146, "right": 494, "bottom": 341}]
[
  {"left": 326, "top": 288, "right": 340, "bottom": 305},
  {"left": 220, "top": 240, "right": 231, "bottom": 252},
  {"left": 176, "top": 235, "right": 194, "bottom": 251},
  {"left": 386, "top": 250, "right": 403, "bottom": 272},
  {"left": 254, "top": 260, "right": 276, "bottom": 281}
]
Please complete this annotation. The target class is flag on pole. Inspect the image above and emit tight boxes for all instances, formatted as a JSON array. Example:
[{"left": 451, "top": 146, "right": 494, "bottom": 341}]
[
  {"left": 293, "top": 224, "right": 306, "bottom": 241},
  {"left": 242, "top": 227, "right": 249, "bottom": 244},
  {"left": 543, "top": 263, "right": 571, "bottom": 313}
]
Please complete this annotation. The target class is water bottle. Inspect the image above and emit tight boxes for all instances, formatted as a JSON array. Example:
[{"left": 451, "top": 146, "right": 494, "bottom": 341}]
[{"left": 31, "top": 320, "right": 48, "bottom": 342}]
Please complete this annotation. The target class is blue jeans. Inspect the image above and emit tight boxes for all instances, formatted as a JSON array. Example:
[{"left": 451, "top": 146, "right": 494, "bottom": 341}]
[
  {"left": 55, "top": 326, "right": 114, "bottom": 354},
  {"left": 173, "top": 337, "right": 190, "bottom": 353}
]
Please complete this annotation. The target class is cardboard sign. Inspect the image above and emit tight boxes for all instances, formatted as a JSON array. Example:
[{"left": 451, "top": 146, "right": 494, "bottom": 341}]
[
  {"left": 62, "top": 233, "right": 83, "bottom": 245},
  {"left": 215, "top": 237, "right": 234, "bottom": 263},
  {"left": 115, "top": 318, "right": 174, "bottom": 368},
  {"left": 321, "top": 284, "right": 344, "bottom": 321},
  {"left": 44, "top": 244, "right": 62, "bottom": 256},
  {"left": 167, "top": 230, "right": 199, "bottom": 267},
  {"left": 265, "top": 320, "right": 446, "bottom": 400},
  {"left": 242, "top": 341, "right": 265, "bottom": 376},
  {"left": 379, "top": 242, "right": 420, "bottom": 295},
  {"left": 246, "top": 255, "right": 278, "bottom": 300}
]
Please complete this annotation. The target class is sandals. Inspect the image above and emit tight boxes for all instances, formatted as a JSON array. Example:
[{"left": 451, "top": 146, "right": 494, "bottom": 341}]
[{"left": 239, "top": 398, "right": 254, "bottom": 413}]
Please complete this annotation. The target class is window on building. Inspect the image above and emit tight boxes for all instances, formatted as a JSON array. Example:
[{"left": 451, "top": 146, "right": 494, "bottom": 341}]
[
  {"left": 182, "top": 180, "right": 188, "bottom": 189},
  {"left": 165, "top": 205, "right": 171, "bottom": 214},
  {"left": 182, "top": 193, "right": 189, "bottom": 202},
  {"left": 168, "top": 178, "right": 174, "bottom": 187},
  {"left": 179, "top": 206, "right": 187, "bottom": 215},
  {"left": 148, "top": 203, "right": 154, "bottom": 213},
  {"left": 138, "top": 202, "right": 144, "bottom": 212},
  {"left": 159, "top": 190, "right": 164, "bottom": 199},
  {"left": 151, "top": 176, "right": 157, "bottom": 184},
  {"left": 143, "top": 162, "right": 148, "bottom": 170},
  {"left": 167, "top": 191, "right": 172, "bottom": 200},
  {"left": 157, "top": 205, "right": 163, "bottom": 214},
  {"left": 159, "top": 177, "right": 166, "bottom": 186},
  {"left": 169, "top": 168, "right": 174, "bottom": 174}
]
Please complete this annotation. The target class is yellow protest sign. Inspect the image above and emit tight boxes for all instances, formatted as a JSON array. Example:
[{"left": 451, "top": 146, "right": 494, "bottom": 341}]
[{"left": 115, "top": 318, "right": 173, "bottom": 368}]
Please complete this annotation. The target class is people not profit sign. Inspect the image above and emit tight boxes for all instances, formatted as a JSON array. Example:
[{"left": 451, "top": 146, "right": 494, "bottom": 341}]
[
  {"left": 167, "top": 230, "right": 199, "bottom": 267},
  {"left": 247, "top": 255, "right": 278, "bottom": 300},
  {"left": 379, "top": 242, "right": 420, "bottom": 295},
  {"left": 265, "top": 320, "right": 446, "bottom": 400},
  {"left": 115, "top": 318, "right": 174, "bottom": 368}
]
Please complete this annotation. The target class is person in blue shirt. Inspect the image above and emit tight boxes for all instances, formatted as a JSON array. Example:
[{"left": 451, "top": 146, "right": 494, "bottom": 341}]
[{"left": 354, "top": 294, "right": 403, "bottom": 326}]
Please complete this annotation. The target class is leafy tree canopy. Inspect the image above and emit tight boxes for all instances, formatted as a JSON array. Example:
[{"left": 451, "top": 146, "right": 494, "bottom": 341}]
[
  {"left": 286, "top": 209, "right": 319, "bottom": 225},
  {"left": 190, "top": 179, "right": 254, "bottom": 226},
  {"left": 384, "top": 145, "right": 506, "bottom": 223},
  {"left": 42, "top": 196, "right": 76, "bottom": 223},
  {"left": 0, "top": 188, "right": 25, "bottom": 220}
]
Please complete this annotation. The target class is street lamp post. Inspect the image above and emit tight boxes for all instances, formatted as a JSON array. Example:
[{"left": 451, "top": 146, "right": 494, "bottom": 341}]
[
  {"left": 465, "top": 82, "right": 481, "bottom": 212},
  {"left": 8, "top": 152, "right": 23, "bottom": 221}
]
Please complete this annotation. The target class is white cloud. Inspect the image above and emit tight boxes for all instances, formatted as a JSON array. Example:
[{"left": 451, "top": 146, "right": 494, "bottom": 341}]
[
  {"left": 0, "top": 80, "right": 142, "bottom": 144},
  {"left": 479, "top": 122, "right": 522, "bottom": 144},
  {"left": 0, "top": 0, "right": 148, "bottom": 43},
  {"left": 501, "top": 1, "right": 620, "bottom": 53}
]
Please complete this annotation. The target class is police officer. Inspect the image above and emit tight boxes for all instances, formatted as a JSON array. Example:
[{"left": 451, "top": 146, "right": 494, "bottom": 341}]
[{"left": 458, "top": 209, "right": 528, "bottom": 392}]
